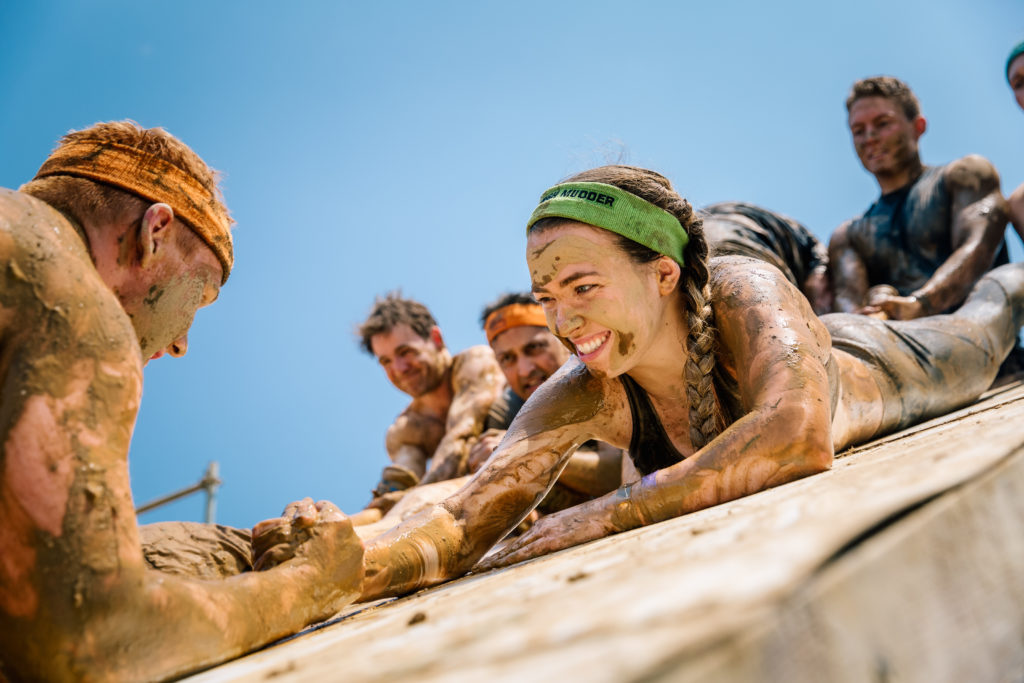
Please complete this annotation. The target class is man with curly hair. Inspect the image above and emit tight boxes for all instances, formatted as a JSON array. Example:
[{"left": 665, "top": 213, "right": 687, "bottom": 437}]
[{"left": 355, "top": 293, "right": 504, "bottom": 519}]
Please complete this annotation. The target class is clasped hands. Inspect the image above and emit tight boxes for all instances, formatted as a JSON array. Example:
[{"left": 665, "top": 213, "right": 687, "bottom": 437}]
[{"left": 252, "top": 497, "right": 354, "bottom": 571}]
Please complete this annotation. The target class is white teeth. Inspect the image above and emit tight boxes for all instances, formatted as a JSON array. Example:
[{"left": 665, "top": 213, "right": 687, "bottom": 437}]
[{"left": 576, "top": 333, "right": 608, "bottom": 355}]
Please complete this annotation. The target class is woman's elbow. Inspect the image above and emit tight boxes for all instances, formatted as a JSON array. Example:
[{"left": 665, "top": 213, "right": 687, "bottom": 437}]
[
  {"left": 768, "top": 402, "right": 834, "bottom": 476},
  {"left": 803, "top": 441, "right": 833, "bottom": 474}
]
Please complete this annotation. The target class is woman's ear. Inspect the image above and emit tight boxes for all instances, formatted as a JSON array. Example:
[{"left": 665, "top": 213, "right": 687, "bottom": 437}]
[
  {"left": 655, "top": 256, "right": 682, "bottom": 295},
  {"left": 138, "top": 203, "right": 175, "bottom": 268}
]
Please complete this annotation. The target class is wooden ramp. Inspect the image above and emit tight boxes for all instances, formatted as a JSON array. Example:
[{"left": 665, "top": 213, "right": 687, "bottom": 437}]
[{"left": 189, "top": 382, "right": 1024, "bottom": 683}]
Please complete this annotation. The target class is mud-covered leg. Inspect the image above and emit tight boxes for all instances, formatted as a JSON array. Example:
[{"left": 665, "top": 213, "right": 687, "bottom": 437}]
[
  {"left": 952, "top": 262, "right": 1024, "bottom": 345},
  {"left": 140, "top": 521, "right": 253, "bottom": 579}
]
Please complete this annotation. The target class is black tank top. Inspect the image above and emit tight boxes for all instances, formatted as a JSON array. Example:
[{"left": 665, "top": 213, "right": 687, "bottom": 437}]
[
  {"left": 846, "top": 165, "right": 1009, "bottom": 305},
  {"left": 620, "top": 374, "right": 687, "bottom": 476},
  {"left": 619, "top": 355, "right": 839, "bottom": 476}
]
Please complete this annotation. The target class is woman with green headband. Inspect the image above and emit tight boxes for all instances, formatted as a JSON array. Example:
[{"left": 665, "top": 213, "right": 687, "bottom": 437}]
[{"left": 257, "top": 165, "right": 1024, "bottom": 600}]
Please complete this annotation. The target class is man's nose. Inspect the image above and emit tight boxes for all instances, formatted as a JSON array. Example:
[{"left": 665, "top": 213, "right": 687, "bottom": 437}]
[
  {"left": 516, "top": 355, "right": 537, "bottom": 379},
  {"left": 168, "top": 334, "right": 189, "bottom": 358}
]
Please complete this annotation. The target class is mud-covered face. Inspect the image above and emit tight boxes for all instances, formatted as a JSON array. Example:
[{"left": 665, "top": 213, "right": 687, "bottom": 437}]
[
  {"left": 527, "top": 222, "right": 669, "bottom": 379},
  {"left": 848, "top": 96, "right": 922, "bottom": 179},
  {"left": 490, "top": 325, "right": 569, "bottom": 400},
  {"left": 371, "top": 323, "right": 447, "bottom": 398},
  {"left": 1010, "top": 54, "right": 1024, "bottom": 112},
  {"left": 121, "top": 230, "right": 222, "bottom": 363}
]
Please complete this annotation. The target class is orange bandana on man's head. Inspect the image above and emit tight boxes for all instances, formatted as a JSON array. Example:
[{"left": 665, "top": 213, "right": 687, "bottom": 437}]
[
  {"left": 484, "top": 303, "right": 549, "bottom": 344},
  {"left": 34, "top": 139, "right": 234, "bottom": 283}
]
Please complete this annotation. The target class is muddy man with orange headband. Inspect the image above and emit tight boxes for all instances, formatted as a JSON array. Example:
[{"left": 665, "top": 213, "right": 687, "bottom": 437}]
[
  {"left": 468, "top": 292, "right": 624, "bottom": 508},
  {"left": 0, "top": 121, "right": 366, "bottom": 681}
]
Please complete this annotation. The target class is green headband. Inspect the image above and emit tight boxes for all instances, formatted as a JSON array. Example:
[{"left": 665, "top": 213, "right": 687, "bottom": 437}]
[
  {"left": 1007, "top": 40, "right": 1024, "bottom": 83},
  {"left": 527, "top": 182, "right": 689, "bottom": 265}
]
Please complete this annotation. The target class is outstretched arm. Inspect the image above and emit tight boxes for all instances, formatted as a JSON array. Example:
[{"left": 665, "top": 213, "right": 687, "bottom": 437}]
[
  {"left": 421, "top": 346, "right": 506, "bottom": 483},
  {"left": 482, "top": 258, "right": 835, "bottom": 568},
  {"left": 828, "top": 220, "right": 870, "bottom": 313},
  {"left": 0, "top": 278, "right": 363, "bottom": 681},
  {"left": 876, "top": 156, "right": 1009, "bottom": 320},
  {"left": 360, "top": 361, "right": 610, "bottom": 599}
]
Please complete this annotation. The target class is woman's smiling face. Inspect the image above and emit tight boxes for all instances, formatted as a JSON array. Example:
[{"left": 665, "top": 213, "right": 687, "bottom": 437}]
[{"left": 527, "top": 221, "right": 677, "bottom": 379}]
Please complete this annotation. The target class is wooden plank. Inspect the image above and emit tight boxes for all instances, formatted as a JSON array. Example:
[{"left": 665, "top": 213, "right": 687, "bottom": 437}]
[
  {"left": 187, "top": 382, "right": 1024, "bottom": 683},
  {"left": 653, "top": 446, "right": 1024, "bottom": 682}
]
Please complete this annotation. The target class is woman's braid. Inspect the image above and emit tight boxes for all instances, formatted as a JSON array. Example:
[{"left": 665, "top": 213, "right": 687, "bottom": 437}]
[{"left": 671, "top": 201, "right": 724, "bottom": 448}]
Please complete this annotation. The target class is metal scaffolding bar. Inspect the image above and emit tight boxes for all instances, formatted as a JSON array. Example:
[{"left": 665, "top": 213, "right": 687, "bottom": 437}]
[{"left": 135, "top": 461, "right": 222, "bottom": 523}]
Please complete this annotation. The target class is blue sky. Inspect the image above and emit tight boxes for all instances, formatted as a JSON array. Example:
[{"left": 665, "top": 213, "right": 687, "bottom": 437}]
[{"left": 1, "top": 0, "right": 1022, "bottom": 529}]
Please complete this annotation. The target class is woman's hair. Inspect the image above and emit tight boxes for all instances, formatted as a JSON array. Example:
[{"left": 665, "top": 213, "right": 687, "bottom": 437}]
[{"left": 530, "top": 165, "right": 723, "bottom": 449}]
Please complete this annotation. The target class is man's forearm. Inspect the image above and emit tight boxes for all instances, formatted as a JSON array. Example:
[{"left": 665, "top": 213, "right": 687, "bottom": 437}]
[
  {"left": 558, "top": 446, "right": 621, "bottom": 496},
  {"left": 914, "top": 194, "right": 1007, "bottom": 313},
  {"left": 422, "top": 414, "right": 482, "bottom": 483},
  {"left": 421, "top": 435, "right": 472, "bottom": 484}
]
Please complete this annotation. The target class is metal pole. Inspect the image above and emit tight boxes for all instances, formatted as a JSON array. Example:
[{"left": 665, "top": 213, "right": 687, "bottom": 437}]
[
  {"left": 135, "top": 461, "right": 222, "bottom": 520},
  {"left": 203, "top": 461, "right": 220, "bottom": 524}
]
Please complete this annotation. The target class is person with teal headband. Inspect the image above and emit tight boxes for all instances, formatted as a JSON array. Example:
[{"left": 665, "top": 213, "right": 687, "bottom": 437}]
[
  {"left": 254, "top": 165, "right": 1024, "bottom": 600},
  {"left": 1006, "top": 40, "right": 1024, "bottom": 248}
]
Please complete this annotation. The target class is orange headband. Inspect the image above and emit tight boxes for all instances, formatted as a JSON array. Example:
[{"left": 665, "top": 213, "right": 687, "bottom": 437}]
[
  {"left": 484, "top": 303, "right": 549, "bottom": 344},
  {"left": 34, "top": 139, "right": 234, "bottom": 283}
]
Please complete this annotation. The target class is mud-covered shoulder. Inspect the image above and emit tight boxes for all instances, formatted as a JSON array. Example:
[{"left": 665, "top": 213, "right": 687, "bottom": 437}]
[
  {"left": 506, "top": 356, "right": 626, "bottom": 447},
  {"left": 0, "top": 188, "right": 141, "bottom": 400},
  {"left": 0, "top": 188, "right": 91, "bottom": 263},
  {"left": 708, "top": 254, "right": 831, "bottom": 377},
  {"left": 708, "top": 254, "right": 803, "bottom": 311},
  {"left": 944, "top": 154, "right": 1000, "bottom": 194},
  {"left": 452, "top": 345, "right": 499, "bottom": 373},
  {"left": 451, "top": 344, "right": 503, "bottom": 393},
  {"left": 0, "top": 187, "right": 72, "bottom": 230}
]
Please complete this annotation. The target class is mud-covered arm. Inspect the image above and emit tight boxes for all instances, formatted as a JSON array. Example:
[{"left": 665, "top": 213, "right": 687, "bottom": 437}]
[
  {"left": 470, "top": 429, "right": 620, "bottom": 495},
  {"left": 868, "top": 156, "right": 1010, "bottom": 321},
  {"left": 481, "top": 259, "right": 834, "bottom": 568},
  {"left": 828, "top": 219, "right": 870, "bottom": 313},
  {"left": 1008, "top": 181, "right": 1024, "bottom": 247},
  {"left": 555, "top": 441, "right": 622, "bottom": 497},
  {"left": 898, "top": 155, "right": 1008, "bottom": 317},
  {"left": 361, "top": 361, "right": 609, "bottom": 599},
  {"left": 421, "top": 345, "right": 506, "bottom": 484},
  {"left": 0, "top": 277, "right": 363, "bottom": 681}
]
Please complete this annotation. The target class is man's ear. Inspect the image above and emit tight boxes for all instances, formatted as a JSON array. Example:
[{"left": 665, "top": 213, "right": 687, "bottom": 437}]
[
  {"left": 913, "top": 115, "right": 927, "bottom": 138},
  {"left": 429, "top": 325, "right": 445, "bottom": 349},
  {"left": 655, "top": 256, "right": 682, "bottom": 295},
  {"left": 138, "top": 203, "right": 175, "bottom": 268}
]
